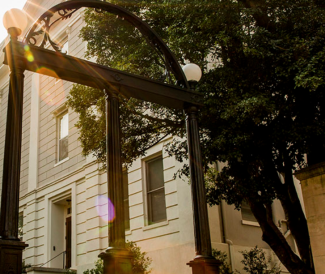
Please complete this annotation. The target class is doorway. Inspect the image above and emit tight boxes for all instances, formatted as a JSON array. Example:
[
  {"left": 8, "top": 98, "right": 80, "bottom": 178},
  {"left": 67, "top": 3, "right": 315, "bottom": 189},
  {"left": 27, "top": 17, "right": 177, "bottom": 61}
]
[
  {"left": 50, "top": 196, "right": 72, "bottom": 269},
  {"left": 65, "top": 207, "right": 71, "bottom": 268}
]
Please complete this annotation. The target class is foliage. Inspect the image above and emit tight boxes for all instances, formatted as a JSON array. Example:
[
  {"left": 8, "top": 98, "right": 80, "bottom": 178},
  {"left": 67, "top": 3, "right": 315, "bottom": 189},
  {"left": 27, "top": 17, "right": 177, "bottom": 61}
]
[
  {"left": 83, "top": 241, "right": 151, "bottom": 274},
  {"left": 212, "top": 247, "right": 281, "bottom": 274},
  {"left": 83, "top": 259, "right": 103, "bottom": 274},
  {"left": 239, "top": 247, "right": 281, "bottom": 274},
  {"left": 126, "top": 241, "right": 152, "bottom": 274},
  {"left": 67, "top": 1, "right": 325, "bottom": 273},
  {"left": 22, "top": 261, "right": 32, "bottom": 273},
  {"left": 63, "top": 269, "right": 77, "bottom": 274},
  {"left": 212, "top": 249, "right": 233, "bottom": 274}
]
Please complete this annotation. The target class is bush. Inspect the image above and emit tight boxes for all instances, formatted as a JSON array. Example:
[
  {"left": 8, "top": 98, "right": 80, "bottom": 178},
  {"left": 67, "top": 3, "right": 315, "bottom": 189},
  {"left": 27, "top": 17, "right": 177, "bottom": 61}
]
[
  {"left": 83, "top": 241, "right": 151, "bottom": 274},
  {"left": 212, "top": 249, "right": 233, "bottom": 274},
  {"left": 126, "top": 241, "right": 151, "bottom": 274},
  {"left": 239, "top": 247, "right": 281, "bottom": 274},
  {"left": 83, "top": 259, "right": 103, "bottom": 274}
]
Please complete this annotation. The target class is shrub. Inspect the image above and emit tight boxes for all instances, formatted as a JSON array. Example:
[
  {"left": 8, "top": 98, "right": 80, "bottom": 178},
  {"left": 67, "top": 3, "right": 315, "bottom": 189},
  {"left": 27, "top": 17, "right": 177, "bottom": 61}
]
[
  {"left": 83, "top": 241, "right": 151, "bottom": 274},
  {"left": 239, "top": 247, "right": 281, "bottom": 274},
  {"left": 126, "top": 241, "right": 151, "bottom": 274},
  {"left": 212, "top": 249, "right": 233, "bottom": 274}
]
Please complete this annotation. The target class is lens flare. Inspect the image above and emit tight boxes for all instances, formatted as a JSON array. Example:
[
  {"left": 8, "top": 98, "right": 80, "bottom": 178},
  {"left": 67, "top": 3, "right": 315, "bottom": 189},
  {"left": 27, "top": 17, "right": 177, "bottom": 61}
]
[
  {"left": 24, "top": 45, "right": 34, "bottom": 62},
  {"left": 36, "top": 66, "right": 58, "bottom": 78},
  {"left": 96, "top": 195, "right": 115, "bottom": 223},
  {"left": 35, "top": 67, "right": 65, "bottom": 106}
]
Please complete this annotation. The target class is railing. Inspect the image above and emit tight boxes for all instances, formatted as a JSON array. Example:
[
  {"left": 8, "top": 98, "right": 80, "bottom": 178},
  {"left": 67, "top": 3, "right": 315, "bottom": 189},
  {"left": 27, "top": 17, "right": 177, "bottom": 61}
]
[{"left": 36, "top": 250, "right": 66, "bottom": 269}]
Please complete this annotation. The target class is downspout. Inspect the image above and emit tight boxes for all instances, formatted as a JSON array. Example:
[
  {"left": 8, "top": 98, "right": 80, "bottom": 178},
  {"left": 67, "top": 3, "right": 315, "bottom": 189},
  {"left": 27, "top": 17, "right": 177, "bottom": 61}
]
[
  {"left": 216, "top": 162, "right": 235, "bottom": 272},
  {"left": 220, "top": 199, "right": 235, "bottom": 272}
]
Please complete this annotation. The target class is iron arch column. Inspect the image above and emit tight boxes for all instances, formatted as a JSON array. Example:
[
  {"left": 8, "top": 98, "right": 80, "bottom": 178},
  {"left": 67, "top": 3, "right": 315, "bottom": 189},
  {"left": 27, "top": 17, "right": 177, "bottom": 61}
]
[{"left": 0, "top": 30, "right": 28, "bottom": 274}]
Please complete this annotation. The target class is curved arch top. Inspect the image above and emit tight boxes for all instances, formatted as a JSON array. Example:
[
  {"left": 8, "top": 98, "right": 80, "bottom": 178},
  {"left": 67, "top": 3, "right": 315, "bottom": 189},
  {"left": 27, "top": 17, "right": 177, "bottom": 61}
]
[{"left": 24, "top": 0, "right": 189, "bottom": 89}]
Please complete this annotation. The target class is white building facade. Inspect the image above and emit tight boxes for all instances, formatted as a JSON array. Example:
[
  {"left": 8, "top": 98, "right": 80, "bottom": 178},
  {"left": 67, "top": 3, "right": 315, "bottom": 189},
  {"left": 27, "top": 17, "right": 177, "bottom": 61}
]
[{"left": 0, "top": 1, "right": 300, "bottom": 273}]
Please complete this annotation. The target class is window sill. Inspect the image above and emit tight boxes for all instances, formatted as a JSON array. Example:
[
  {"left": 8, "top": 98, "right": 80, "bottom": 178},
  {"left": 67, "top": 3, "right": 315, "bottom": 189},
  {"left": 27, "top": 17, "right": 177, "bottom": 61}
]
[
  {"left": 54, "top": 157, "right": 69, "bottom": 167},
  {"left": 242, "top": 220, "right": 260, "bottom": 227},
  {"left": 143, "top": 220, "right": 169, "bottom": 231}
]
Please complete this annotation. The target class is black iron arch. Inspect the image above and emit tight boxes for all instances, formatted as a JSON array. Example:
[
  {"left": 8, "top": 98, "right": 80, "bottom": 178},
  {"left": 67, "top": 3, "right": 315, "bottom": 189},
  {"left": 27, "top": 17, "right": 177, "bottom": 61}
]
[{"left": 24, "top": 0, "right": 189, "bottom": 89}]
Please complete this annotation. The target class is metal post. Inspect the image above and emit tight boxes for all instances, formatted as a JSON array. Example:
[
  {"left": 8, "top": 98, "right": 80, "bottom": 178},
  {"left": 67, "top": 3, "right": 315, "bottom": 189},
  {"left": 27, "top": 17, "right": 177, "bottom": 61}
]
[
  {"left": 185, "top": 105, "right": 220, "bottom": 274},
  {"left": 99, "top": 89, "right": 132, "bottom": 274},
  {"left": 105, "top": 89, "right": 125, "bottom": 247},
  {"left": 0, "top": 29, "right": 28, "bottom": 274}
]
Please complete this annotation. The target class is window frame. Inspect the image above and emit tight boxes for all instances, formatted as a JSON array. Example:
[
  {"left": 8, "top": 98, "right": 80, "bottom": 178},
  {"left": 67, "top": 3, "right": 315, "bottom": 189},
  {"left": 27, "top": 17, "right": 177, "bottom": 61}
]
[
  {"left": 60, "top": 38, "right": 69, "bottom": 55},
  {"left": 123, "top": 169, "right": 130, "bottom": 231},
  {"left": 143, "top": 153, "right": 167, "bottom": 226},
  {"left": 57, "top": 111, "right": 69, "bottom": 163},
  {"left": 241, "top": 200, "right": 259, "bottom": 226},
  {"left": 18, "top": 211, "right": 23, "bottom": 240}
]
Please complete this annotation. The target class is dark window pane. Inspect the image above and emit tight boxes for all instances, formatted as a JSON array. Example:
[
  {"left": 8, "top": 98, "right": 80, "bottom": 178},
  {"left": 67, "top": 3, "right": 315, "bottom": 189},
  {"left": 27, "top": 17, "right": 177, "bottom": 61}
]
[
  {"left": 123, "top": 171, "right": 129, "bottom": 199},
  {"left": 60, "top": 113, "right": 68, "bottom": 139},
  {"left": 124, "top": 200, "right": 130, "bottom": 230},
  {"left": 18, "top": 212, "right": 23, "bottom": 240},
  {"left": 59, "top": 136, "right": 68, "bottom": 161},
  {"left": 147, "top": 157, "right": 164, "bottom": 191},
  {"left": 241, "top": 201, "right": 257, "bottom": 222},
  {"left": 148, "top": 188, "right": 167, "bottom": 224},
  {"left": 123, "top": 171, "right": 130, "bottom": 230}
]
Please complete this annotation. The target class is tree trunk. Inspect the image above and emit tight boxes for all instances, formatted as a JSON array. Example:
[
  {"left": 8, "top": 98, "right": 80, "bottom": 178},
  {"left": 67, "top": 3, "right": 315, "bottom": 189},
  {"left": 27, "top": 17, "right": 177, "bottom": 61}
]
[
  {"left": 249, "top": 199, "right": 314, "bottom": 274},
  {"left": 281, "top": 166, "right": 313, "bottom": 269}
]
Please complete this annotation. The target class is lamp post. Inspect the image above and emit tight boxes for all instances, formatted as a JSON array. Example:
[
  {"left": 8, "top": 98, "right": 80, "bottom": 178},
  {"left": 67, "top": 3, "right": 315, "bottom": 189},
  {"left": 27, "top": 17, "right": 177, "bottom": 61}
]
[
  {"left": 0, "top": 8, "right": 28, "bottom": 274},
  {"left": 1, "top": 2, "right": 219, "bottom": 274},
  {"left": 183, "top": 64, "right": 220, "bottom": 274}
]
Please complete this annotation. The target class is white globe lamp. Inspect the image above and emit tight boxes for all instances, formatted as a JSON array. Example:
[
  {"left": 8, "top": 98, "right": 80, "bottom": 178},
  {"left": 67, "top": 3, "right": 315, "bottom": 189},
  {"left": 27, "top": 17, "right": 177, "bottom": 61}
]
[
  {"left": 3, "top": 8, "right": 28, "bottom": 38},
  {"left": 182, "top": 63, "right": 202, "bottom": 82}
]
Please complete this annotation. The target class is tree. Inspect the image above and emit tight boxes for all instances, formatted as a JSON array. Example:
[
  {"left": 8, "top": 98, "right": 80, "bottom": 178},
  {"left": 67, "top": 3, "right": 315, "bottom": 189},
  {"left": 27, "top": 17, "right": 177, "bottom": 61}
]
[{"left": 67, "top": 1, "right": 325, "bottom": 273}]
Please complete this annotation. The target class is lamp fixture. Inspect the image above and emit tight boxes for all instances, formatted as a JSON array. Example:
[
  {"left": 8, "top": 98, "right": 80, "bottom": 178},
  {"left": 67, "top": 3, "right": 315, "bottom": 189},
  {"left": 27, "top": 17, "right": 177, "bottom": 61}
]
[
  {"left": 182, "top": 63, "right": 202, "bottom": 82},
  {"left": 3, "top": 8, "right": 28, "bottom": 37}
]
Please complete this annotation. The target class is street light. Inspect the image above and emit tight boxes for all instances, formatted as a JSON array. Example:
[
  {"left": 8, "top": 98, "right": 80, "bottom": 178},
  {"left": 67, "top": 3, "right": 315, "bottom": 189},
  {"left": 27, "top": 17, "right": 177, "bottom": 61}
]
[
  {"left": 0, "top": 7, "right": 29, "bottom": 274},
  {"left": 182, "top": 64, "right": 220, "bottom": 274},
  {"left": 1, "top": 2, "right": 220, "bottom": 274},
  {"left": 183, "top": 63, "right": 202, "bottom": 82},
  {"left": 3, "top": 8, "right": 28, "bottom": 38}
]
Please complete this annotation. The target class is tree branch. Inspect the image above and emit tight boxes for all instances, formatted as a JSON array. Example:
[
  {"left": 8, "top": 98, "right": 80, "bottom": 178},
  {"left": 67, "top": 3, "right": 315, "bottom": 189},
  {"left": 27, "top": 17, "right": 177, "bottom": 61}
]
[{"left": 249, "top": 199, "right": 314, "bottom": 274}]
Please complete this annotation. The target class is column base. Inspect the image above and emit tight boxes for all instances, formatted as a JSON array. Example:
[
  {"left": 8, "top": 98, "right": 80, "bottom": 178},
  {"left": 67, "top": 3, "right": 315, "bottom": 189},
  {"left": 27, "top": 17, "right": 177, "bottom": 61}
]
[
  {"left": 0, "top": 239, "right": 28, "bottom": 274},
  {"left": 99, "top": 247, "right": 133, "bottom": 274},
  {"left": 187, "top": 255, "right": 220, "bottom": 274}
]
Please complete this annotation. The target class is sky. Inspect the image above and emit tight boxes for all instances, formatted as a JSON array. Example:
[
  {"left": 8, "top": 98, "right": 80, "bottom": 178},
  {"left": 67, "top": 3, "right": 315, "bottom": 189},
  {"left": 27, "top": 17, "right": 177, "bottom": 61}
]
[{"left": 0, "top": 0, "right": 27, "bottom": 42}]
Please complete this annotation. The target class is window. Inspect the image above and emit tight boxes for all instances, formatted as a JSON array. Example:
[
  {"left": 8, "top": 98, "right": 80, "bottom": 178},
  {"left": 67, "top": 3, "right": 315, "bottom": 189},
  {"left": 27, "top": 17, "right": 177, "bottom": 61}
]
[
  {"left": 123, "top": 170, "right": 130, "bottom": 230},
  {"left": 58, "top": 112, "right": 69, "bottom": 162},
  {"left": 241, "top": 200, "right": 257, "bottom": 223},
  {"left": 61, "top": 40, "right": 68, "bottom": 54},
  {"left": 145, "top": 156, "right": 167, "bottom": 225},
  {"left": 18, "top": 212, "right": 23, "bottom": 240}
]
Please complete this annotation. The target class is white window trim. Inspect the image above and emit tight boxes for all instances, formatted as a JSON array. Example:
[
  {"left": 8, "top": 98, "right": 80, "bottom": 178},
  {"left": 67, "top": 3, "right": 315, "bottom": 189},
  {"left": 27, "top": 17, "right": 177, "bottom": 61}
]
[
  {"left": 56, "top": 110, "right": 69, "bottom": 164},
  {"left": 52, "top": 103, "right": 68, "bottom": 117},
  {"left": 241, "top": 200, "right": 258, "bottom": 223},
  {"left": 142, "top": 152, "right": 167, "bottom": 226},
  {"left": 241, "top": 220, "right": 260, "bottom": 227},
  {"left": 142, "top": 220, "right": 169, "bottom": 231},
  {"left": 54, "top": 157, "right": 70, "bottom": 167}
]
